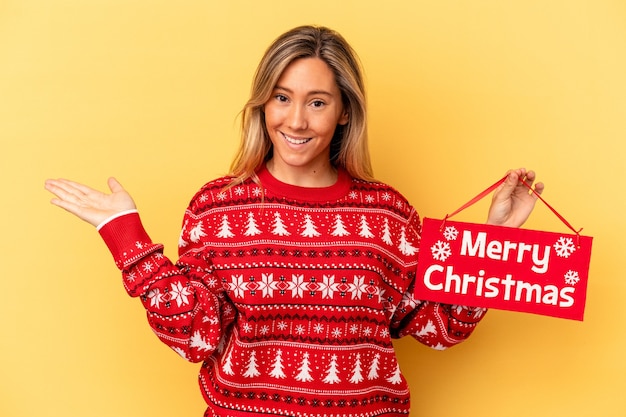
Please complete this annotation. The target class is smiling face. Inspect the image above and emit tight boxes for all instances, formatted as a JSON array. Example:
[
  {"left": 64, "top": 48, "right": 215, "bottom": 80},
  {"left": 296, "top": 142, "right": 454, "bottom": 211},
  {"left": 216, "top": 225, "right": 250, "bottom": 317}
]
[{"left": 263, "top": 57, "right": 349, "bottom": 187}]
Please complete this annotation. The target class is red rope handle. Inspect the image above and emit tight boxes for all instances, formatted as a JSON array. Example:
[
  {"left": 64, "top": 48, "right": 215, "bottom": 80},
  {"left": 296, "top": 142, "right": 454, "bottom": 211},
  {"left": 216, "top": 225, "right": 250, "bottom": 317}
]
[{"left": 442, "top": 174, "right": 583, "bottom": 245}]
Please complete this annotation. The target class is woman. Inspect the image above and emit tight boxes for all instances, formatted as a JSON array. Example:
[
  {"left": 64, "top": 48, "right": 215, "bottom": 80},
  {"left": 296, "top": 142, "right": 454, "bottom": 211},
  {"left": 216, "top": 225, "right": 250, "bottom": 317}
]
[{"left": 45, "top": 25, "right": 543, "bottom": 417}]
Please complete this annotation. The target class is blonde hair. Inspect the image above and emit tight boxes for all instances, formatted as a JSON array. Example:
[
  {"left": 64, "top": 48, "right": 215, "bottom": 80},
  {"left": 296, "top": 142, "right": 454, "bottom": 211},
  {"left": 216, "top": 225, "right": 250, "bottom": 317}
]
[{"left": 229, "top": 25, "right": 373, "bottom": 184}]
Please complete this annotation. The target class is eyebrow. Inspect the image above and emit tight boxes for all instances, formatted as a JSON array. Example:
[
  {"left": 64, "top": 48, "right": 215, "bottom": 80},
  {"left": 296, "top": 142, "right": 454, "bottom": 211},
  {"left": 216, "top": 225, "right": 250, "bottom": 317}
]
[{"left": 274, "top": 85, "right": 334, "bottom": 97}]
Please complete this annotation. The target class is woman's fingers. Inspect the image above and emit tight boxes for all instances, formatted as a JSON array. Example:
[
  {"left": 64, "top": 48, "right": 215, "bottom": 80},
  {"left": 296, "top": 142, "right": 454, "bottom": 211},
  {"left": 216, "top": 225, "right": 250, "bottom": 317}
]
[{"left": 45, "top": 178, "right": 137, "bottom": 227}]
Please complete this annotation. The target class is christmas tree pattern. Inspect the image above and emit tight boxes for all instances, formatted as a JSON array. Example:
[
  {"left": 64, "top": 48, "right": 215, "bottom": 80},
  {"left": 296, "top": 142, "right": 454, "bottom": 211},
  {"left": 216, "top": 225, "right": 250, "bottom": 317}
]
[
  {"left": 398, "top": 226, "right": 417, "bottom": 256},
  {"left": 349, "top": 353, "right": 364, "bottom": 383},
  {"left": 358, "top": 215, "right": 374, "bottom": 238},
  {"left": 178, "top": 219, "right": 189, "bottom": 247},
  {"left": 243, "top": 212, "right": 262, "bottom": 236},
  {"left": 323, "top": 354, "right": 341, "bottom": 384},
  {"left": 190, "top": 330, "right": 214, "bottom": 352},
  {"left": 222, "top": 345, "right": 235, "bottom": 376},
  {"left": 385, "top": 363, "right": 402, "bottom": 384},
  {"left": 381, "top": 218, "right": 393, "bottom": 245},
  {"left": 242, "top": 350, "right": 260, "bottom": 378},
  {"left": 415, "top": 320, "right": 437, "bottom": 338},
  {"left": 330, "top": 214, "right": 350, "bottom": 236},
  {"left": 269, "top": 349, "right": 287, "bottom": 379},
  {"left": 301, "top": 214, "right": 321, "bottom": 237},
  {"left": 216, "top": 214, "right": 235, "bottom": 238},
  {"left": 367, "top": 353, "right": 380, "bottom": 380},
  {"left": 294, "top": 352, "right": 314, "bottom": 382},
  {"left": 271, "top": 212, "right": 290, "bottom": 236},
  {"left": 189, "top": 221, "right": 207, "bottom": 243}
]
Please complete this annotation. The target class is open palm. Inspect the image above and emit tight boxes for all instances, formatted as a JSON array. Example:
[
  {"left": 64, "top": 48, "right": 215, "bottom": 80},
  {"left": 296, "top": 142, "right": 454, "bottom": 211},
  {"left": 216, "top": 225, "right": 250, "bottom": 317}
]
[{"left": 45, "top": 177, "right": 137, "bottom": 227}]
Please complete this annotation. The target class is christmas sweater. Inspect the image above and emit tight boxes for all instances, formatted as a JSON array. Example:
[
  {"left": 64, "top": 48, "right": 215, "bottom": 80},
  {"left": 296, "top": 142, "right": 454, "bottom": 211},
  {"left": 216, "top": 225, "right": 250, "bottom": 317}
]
[{"left": 98, "top": 166, "right": 487, "bottom": 417}]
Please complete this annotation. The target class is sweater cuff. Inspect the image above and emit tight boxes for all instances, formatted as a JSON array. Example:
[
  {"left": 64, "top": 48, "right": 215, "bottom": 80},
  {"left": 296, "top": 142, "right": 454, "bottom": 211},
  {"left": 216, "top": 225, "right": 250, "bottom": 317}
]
[
  {"left": 451, "top": 306, "right": 487, "bottom": 324},
  {"left": 96, "top": 209, "right": 139, "bottom": 231},
  {"left": 98, "top": 212, "right": 164, "bottom": 270}
]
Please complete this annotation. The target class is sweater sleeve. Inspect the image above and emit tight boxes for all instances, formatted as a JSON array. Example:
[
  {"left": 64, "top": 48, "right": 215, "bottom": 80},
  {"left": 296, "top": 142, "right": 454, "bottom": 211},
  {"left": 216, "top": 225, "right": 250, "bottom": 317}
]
[
  {"left": 98, "top": 211, "right": 234, "bottom": 362},
  {"left": 389, "top": 210, "right": 488, "bottom": 349}
]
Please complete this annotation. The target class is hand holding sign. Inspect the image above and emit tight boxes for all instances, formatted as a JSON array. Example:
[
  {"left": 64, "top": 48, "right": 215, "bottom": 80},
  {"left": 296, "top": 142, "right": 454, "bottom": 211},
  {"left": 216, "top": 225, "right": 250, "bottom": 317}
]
[{"left": 487, "top": 169, "right": 545, "bottom": 228}]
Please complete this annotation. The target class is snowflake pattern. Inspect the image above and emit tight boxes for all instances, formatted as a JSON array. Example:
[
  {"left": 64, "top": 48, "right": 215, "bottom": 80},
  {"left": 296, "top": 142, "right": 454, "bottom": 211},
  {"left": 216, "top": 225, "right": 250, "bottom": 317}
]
[
  {"left": 553, "top": 236, "right": 576, "bottom": 258},
  {"left": 142, "top": 261, "right": 154, "bottom": 273},
  {"left": 564, "top": 270, "right": 580, "bottom": 286},
  {"left": 147, "top": 289, "right": 163, "bottom": 308},
  {"left": 170, "top": 282, "right": 191, "bottom": 307},
  {"left": 430, "top": 240, "right": 452, "bottom": 261},
  {"left": 443, "top": 226, "right": 459, "bottom": 241}
]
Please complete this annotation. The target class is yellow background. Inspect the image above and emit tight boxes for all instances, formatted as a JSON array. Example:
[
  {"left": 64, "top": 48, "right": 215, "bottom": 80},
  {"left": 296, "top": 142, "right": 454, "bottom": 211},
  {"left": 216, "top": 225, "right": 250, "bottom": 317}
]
[{"left": 2, "top": 1, "right": 625, "bottom": 416}]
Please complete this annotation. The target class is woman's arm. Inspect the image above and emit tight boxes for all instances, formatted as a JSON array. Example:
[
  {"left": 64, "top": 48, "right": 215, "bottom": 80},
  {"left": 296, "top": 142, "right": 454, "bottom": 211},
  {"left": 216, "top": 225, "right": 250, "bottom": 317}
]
[{"left": 45, "top": 178, "right": 233, "bottom": 362}]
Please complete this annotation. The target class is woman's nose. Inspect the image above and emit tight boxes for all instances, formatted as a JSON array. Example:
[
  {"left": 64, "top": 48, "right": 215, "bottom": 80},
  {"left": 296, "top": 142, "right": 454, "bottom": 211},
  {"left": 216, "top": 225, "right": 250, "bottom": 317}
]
[{"left": 286, "top": 105, "right": 308, "bottom": 130}]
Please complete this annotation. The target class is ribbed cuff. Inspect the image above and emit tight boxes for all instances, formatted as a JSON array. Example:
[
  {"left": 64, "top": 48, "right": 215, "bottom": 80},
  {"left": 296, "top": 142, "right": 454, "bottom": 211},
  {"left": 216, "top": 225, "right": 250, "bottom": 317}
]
[{"left": 98, "top": 212, "right": 163, "bottom": 270}]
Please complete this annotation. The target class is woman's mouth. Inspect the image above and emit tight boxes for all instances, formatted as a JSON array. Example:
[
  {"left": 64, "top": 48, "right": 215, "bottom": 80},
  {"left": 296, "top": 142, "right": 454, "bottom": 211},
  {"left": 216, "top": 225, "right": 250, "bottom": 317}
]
[{"left": 282, "top": 132, "right": 312, "bottom": 145}]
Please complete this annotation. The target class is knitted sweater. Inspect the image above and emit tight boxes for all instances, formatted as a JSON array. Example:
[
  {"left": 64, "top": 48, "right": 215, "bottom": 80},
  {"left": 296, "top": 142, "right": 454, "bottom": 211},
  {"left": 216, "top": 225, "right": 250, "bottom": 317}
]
[{"left": 98, "top": 166, "right": 486, "bottom": 417}]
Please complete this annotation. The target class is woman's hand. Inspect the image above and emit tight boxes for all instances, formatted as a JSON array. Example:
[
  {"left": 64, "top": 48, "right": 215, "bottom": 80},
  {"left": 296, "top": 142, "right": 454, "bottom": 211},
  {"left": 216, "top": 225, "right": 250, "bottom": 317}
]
[
  {"left": 44, "top": 177, "right": 137, "bottom": 227},
  {"left": 487, "top": 168, "right": 544, "bottom": 228}
]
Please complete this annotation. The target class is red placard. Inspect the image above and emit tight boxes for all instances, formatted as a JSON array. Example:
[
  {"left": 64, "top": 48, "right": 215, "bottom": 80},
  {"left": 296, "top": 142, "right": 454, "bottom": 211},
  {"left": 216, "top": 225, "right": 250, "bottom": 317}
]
[
  {"left": 415, "top": 218, "right": 592, "bottom": 320},
  {"left": 414, "top": 176, "right": 592, "bottom": 320}
]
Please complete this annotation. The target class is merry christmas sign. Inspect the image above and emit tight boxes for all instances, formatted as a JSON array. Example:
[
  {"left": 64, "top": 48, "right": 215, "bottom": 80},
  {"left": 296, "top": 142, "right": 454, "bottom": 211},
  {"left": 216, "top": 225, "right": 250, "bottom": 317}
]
[{"left": 414, "top": 177, "right": 593, "bottom": 321}]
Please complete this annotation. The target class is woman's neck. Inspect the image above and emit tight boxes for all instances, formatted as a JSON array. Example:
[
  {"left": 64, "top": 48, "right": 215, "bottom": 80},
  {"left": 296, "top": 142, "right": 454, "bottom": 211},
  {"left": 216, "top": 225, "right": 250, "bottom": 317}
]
[{"left": 265, "top": 160, "right": 338, "bottom": 188}]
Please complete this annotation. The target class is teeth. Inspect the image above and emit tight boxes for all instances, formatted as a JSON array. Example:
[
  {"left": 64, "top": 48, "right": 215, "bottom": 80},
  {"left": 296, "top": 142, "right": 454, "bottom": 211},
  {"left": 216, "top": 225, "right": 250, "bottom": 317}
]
[{"left": 283, "top": 133, "right": 312, "bottom": 145}]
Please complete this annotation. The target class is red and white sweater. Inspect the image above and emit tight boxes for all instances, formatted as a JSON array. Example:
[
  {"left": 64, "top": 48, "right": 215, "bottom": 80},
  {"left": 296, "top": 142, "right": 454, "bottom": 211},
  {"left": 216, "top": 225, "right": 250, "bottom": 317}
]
[{"left": 99, "top": 166, "right": 486, "bottom": 417}]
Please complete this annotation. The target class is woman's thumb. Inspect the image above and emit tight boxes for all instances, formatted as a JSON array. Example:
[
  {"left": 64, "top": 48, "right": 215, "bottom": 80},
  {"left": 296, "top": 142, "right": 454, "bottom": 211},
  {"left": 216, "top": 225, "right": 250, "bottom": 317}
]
[{"left": 107, "top": 177, "right": 124, "bottom": 193}]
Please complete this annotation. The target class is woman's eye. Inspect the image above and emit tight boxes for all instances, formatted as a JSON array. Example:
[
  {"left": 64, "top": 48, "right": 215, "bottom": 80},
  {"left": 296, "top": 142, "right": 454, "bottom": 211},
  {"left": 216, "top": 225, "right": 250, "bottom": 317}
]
[
  {"left": 275, "top": 94, "right": 288, "bottom": 102},
  {"left": 311, "top": 100, "right": 325, "bottom": 108}
]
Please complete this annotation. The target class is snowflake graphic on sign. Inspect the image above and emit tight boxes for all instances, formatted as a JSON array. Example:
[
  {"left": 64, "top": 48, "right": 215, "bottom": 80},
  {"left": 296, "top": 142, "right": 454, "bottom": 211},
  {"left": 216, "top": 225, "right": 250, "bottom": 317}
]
[
  {"left": 564, "top": 270, "right": 580, "bottom": 286},
  {"left": 443, "top": 226, "right": 458, "bottom": 241},
  {"left": 430, "top": 240, "right": 452, "bottom": 261},
  {"left": 553, "top": 236, "right": 576, "bottom": 258}
]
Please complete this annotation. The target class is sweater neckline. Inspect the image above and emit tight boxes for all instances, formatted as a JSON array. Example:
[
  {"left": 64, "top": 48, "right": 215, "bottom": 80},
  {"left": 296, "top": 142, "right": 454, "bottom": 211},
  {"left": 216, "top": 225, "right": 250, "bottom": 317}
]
[{"left": 257, "top": 165, "right": 352, "bottom": 202}]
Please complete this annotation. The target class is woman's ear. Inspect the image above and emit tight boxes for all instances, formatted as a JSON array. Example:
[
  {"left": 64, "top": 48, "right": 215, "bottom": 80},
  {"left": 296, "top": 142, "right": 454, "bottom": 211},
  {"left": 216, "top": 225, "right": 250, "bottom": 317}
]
[{"left": 338, "top": 108, "right": 349, "bottom": 125}]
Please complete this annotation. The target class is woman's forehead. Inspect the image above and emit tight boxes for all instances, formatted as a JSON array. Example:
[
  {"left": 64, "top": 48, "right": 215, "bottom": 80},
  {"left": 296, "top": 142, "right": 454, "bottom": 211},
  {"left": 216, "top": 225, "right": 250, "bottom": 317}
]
[{"left": 274, "top": 57, "right": 340, "bottom": 95}]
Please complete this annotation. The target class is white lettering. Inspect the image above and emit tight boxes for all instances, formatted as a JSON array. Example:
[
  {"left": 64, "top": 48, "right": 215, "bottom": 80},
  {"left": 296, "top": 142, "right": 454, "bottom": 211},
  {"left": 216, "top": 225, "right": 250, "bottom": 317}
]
[
  {"left": 559, "top": 287, "right": 575, "bottom": 307},
  {"left": 501, "top": 274, "right": 516, "bottom": 301},
  {"left": 531, "top": 245, "right": 551, "bottom": 274},
  {"left": 459, "top": 230, "right": 551, "bottom": 274},
  {"left": 486, "top": 240, "right": 502, "bottom": 258},
  {"left": 502, "top": 241, "right": 517, "bottom": 261},
  {"left": 424, "top": 264, "right": 444, "bottom": 290},
  {"left": 542, "top": 285, "right": 559, "bottom": 305},
  {"left": 515, "top": 281, "right": 543, "bottom": 303},
  {"left": 460, "top": 231, "right": 486, "bottom": 257},
  {"left": 484, "top": 277, "right": 500, "bottom": 297},
  {"left": 516, "top": 242, "right": 533, "bottom": 263},
  {"left": 421, "top": 265, "right": 574, "bottom": 309},
  {"left": 444, "top": 267, "right": 461, "bottom": 293}
]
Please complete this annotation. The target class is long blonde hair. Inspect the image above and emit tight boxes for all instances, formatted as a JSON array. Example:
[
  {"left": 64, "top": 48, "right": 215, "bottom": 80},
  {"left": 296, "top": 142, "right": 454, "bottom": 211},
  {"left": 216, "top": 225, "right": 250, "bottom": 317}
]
[{"left": 229, "top": 25, "right": 373, "bottom": 184}]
